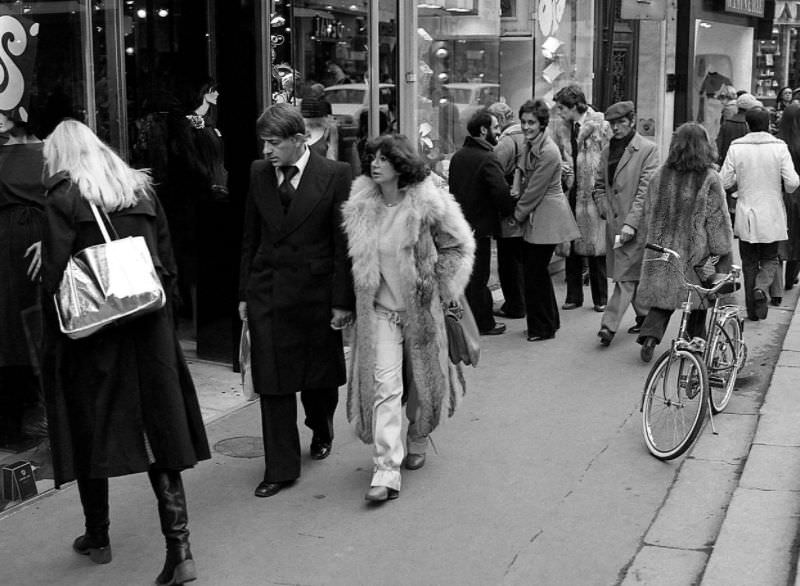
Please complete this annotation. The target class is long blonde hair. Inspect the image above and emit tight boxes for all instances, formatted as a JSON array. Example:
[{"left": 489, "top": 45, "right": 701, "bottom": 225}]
[{"left": 43, "top": 119, "right": 152, "bottom": 211}]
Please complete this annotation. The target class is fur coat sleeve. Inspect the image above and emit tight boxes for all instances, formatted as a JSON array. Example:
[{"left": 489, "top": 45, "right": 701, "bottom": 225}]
[{"left": 341, "top": 174, "right": 475, "bottom": 444}]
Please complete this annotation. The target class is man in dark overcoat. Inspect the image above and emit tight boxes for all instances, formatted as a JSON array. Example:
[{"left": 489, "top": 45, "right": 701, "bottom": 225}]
[
  {"left": 239, "top": 104, "right": 354, "bottom": 498},
  {"left": 448, "top": 108, "right": 516, "bottom": 334}
]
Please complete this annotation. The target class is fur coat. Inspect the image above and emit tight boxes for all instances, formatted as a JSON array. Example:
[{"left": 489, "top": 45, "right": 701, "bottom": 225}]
[
  {"left": 637, "top": 167, "right": 733, "bottom": 310},
  {"left": 550, "top": 108, "right": 610, "bottom": 256},
  {"left": 341, "top": 174, "right": 475, "bottom": 444}
]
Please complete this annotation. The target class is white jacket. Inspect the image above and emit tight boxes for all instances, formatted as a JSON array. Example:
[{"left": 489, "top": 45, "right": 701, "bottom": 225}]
[{"left": 720, "top": 131, "right": 799, "bottom": 242}]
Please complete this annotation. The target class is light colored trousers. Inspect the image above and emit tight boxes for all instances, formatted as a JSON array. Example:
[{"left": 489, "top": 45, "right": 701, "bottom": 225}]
[
  {"left": 371, "top": 309, "right": 428, "bottom": 491},
  {"left": 600, "top": 280, "right": 647, "bottom": 333}
]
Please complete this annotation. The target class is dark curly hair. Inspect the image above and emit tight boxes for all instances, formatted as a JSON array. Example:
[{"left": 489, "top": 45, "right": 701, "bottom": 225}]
[
  {"left": 553, "top": 85, "right": 588, "bottom": 114},
  {"left": 665, "top": 122, "right": 717, "bottom": 173},
  {"left": 364, "top": 134, "right": 430, "bottom": 187},
  {"left": 518, "top": 99, "right": 550, "bottom": 129}
]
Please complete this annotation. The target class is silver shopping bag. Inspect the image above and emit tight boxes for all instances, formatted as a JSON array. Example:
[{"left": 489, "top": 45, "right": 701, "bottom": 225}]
[{"left": 54, "top": 203, "right": 165, "bottom": 339}]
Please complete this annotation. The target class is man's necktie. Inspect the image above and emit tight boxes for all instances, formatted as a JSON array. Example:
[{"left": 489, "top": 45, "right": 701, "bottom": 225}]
[{"left": 278, "top": 165, "right": 298, "bottom": 212}]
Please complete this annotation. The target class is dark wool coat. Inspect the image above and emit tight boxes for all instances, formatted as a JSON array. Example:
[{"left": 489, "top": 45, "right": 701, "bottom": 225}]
[
  {"left": 41, "top": 174, "right": 210, "bottom": 486},
  {"left": 448, "top": 135, "right": 516, "bottom": 237},
  {"left": 637, "top": 167, "right": 734, "bottom": 310},
  {"left": 342, "top": 174, "right": 475, "bottom": 444},
  {"left": 0, "top": 142, "right": 45, "bottom": 367},
  {"left": 239, "top": 152, "right": 355, "bottom": 396}
]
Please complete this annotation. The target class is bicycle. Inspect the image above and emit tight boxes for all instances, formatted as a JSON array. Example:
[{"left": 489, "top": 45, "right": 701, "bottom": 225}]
[{"left": 640, "top": 243, "right": 747, "bottom": 460}]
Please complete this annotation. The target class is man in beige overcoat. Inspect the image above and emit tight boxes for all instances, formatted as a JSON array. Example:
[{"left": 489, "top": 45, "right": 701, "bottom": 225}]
[{"left": 592, "top": 101, "right": 659, "bottom": 346}]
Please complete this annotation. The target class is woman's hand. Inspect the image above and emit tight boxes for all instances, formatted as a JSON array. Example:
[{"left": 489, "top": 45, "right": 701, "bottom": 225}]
[
  {"left": 330, "top": 308, "right": 354, "bottom": 330},
  {"left": 238, "top": 301, "right": 248, "bottom": 321},
  {"left": 25, "top": 241, "right": 42, "bottom": 281}
]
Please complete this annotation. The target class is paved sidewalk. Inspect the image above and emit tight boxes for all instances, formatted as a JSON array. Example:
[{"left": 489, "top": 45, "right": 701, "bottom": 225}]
[{"left": 621, "top": 293, "right": 800, "bottom": 585}]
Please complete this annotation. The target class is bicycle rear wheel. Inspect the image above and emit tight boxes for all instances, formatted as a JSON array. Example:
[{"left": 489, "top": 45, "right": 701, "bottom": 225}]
[
  {"left": 707, "top": 314, "right": 742, "bottom": 414},
  {"left": 641, "top": 349, "right": 708, "bottom": 460}
]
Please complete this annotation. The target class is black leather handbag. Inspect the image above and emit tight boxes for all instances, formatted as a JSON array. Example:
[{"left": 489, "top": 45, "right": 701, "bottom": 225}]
[{"left": 444, "top": 295, "right": 480, "bottom": 367}]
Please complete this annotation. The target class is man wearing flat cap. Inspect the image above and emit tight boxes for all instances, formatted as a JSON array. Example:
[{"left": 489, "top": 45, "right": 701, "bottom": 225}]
[
  {"left": 593, "top": 100, "right": 659, "bottom": 347},
  {"left": 717, "top": 92, "right": 762, "bottom": 165}
]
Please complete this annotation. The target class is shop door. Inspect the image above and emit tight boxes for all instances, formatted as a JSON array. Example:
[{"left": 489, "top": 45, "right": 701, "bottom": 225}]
[{"left": 594, "top": 0, "right": 639, "bottom": 110}]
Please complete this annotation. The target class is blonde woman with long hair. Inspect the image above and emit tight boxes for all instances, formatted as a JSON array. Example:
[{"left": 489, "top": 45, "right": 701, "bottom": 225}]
[{"left": 41, "top": 119, "right": 210, "bottom": 585}]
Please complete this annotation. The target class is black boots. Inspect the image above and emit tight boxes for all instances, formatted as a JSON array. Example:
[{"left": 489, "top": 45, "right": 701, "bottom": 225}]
[
  {"left": 148, "top": 468, "right": 196, "bottom": 585},
  {"left": 74, "top": 477, "right": 112, "bottom": 564}
]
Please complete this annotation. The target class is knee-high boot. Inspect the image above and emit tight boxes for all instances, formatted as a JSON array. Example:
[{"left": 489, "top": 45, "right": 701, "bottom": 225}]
[
  {"left": 148, "top": 468, "right": 196, "bottom": 585},
  {"left": 73, "top": 477, "right": 112, "bottom": 564}
]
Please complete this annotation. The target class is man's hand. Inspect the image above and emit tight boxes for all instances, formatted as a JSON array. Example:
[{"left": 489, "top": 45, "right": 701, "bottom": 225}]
[
  {"left": 620, "top": 224, "right": 636, "bottom": 243},
  {"left": 238, "top": 301, "right": 248, "bottom": 321},
  {"left": 330, "top": 308, "right": 354, "bottom": 330},
  {"left": 25, "top": 241, "right": 41, "bottom": 281}
]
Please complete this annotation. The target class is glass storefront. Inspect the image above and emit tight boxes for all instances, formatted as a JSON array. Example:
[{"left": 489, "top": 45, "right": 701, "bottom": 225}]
[
  {"left": 0, "top": 0, "right": 125, "bottom": 510},
  {"left": 693, "top": 18, "right": 754, "bottom": 141}
]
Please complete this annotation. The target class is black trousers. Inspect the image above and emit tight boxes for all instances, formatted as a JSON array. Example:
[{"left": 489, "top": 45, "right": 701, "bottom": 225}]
[
  {"left": 638, "top": 307, "right": 707, "bottom": 345},
  {"left": 522, "top": 242, "right": 559, "bottom": 338},
  {"left": 739, "top": 240, "right": 779, "bottom": 319},
  {"left": 564, "top": 253, "right": 608, "bottom": 306},
  {"left": 465, "top": 236, "right": 496, "bottom": 332},
  {"left": 496, "top": 237, "right": 526, "bottom": 316},
  {"left": 259, "top": 387, "right": 338, "bottom": 483}
]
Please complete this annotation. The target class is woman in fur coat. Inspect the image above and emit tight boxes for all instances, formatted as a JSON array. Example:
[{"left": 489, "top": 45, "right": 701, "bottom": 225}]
[
  {"left": 636, "top": 122, "right": 734, "bottom": 362},
  {"left": 341, "top": 134, "right": 475, "bottom": 502}
]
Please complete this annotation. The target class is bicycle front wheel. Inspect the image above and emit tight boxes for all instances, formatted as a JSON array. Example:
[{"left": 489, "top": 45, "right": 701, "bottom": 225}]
[
  {"left": 642, "top": 349, "right": 708, "bottom": 460},
  {"left": 707, "top": 314, "right": 742, "bottom": 414}
]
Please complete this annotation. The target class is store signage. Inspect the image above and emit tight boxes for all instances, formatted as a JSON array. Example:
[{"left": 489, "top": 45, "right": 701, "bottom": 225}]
[
  {"left": 776, "top": 1, "right": 800, "bottom": 23},
  {"left": 725, "top": 0, "right": 765, "bottom": 17},
  {"left": 0, "top": 15, "right": 38, "bottom": 122}
]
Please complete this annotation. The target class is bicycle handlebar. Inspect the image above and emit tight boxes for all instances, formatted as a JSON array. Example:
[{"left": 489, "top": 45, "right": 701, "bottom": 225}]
[{"left": 645, "top": 243, "right": 680, "bottom": 258}]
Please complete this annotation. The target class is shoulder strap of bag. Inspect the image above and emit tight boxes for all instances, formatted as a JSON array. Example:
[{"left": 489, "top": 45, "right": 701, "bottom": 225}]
[{"left": 88, "top": 203, "right": 120, "bottom": 243}]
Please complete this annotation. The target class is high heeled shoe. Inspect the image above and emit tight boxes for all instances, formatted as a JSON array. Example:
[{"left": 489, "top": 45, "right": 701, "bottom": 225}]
[{"left": 364, "top": 486, "right": 399, "bottom": 502}]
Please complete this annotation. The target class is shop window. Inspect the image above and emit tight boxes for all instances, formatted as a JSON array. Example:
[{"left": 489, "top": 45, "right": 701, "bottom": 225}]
[
  {"left": 0, "top": 0, "right": 110, "bottom": 511},
  {"left": 269, "top": 0, "right": 398, "bottom": 172}
]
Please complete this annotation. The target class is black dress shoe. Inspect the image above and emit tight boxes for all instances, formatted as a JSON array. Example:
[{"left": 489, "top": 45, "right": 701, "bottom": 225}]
[
  {"left": 480, "top": 323, "right": 506, "bottom": 335},
  {"left": 598, "top": 327, "right": 614, "bottom": 346},
  {"left": 640, "top": 337, "right": 657, "bottom": 363},
  {"left": 254, "top": 480, "right": 293, "bottom": 498},
  {"left": 493, "top": 308, "right": 525, "bottom": 319},
  {"left": 753, "top": 288, "right": 768, "bottom": 320},
  {"left": 527, "top": 334, "right": 555, "bottom": 342},
  {"left": 310, "top": 440, "right": 332, "bottom": 460}
]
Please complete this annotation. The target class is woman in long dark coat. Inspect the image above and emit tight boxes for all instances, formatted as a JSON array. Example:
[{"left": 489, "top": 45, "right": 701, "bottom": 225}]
[
  {"left": 41, "top": 120, "right": 210, "bottom": 585},
  {"left": 0, "top": 109, "right": 46, "bottom": 447}
]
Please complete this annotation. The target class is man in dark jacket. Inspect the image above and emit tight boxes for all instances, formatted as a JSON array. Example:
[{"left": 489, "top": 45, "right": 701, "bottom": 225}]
[
  {"left": 449, "top": 108, "right": 517, "bottom": 334},
  {"left": 717, "top": 92, "right": 762, "bottom": 164},
  {"left": 239, "top": 104, "right": 355, "bottom": 498}
]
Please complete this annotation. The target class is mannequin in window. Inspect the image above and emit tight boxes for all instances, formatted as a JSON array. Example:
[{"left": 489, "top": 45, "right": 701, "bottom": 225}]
[
  {"left": 698, "top": 70, "right": 732, "bottom": 140},
  {"left": 161, "top": 79, "right": 228, "bottom": 335},
  {"left": 0, "top": 109, "right": 47, "bottom": 449}
]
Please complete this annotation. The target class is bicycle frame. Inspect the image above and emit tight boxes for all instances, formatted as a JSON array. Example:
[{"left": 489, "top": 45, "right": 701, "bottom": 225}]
[{"left": 639, "top": 246, "right": 743, "bottom": 433}]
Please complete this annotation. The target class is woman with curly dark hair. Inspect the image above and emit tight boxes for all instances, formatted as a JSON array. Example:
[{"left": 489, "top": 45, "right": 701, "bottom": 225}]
[
  {"left": 342, "top": 134, "right": 475, "bottom": 502},
  {"left": 636, "top": 122, "right": 734, "bottom": 362}
]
